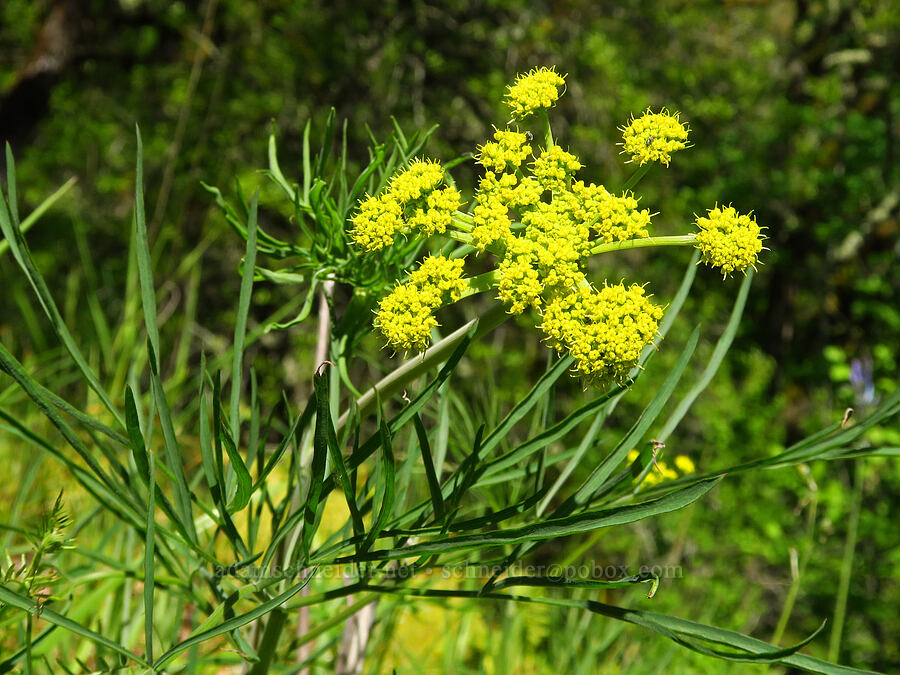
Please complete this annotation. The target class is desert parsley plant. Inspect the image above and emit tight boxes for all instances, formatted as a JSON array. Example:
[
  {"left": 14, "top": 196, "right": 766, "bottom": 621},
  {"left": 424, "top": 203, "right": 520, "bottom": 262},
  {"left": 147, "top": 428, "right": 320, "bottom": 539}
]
[
  {"left": 0, "top": 68, "right": 892, "bottom": 673},
  {"left": 352, "top": 66, "right": 764, "bottom": 386}
]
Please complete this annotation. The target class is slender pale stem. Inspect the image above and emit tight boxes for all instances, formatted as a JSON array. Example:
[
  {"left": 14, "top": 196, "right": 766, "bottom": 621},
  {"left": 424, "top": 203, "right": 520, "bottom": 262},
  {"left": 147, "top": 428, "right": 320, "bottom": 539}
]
[
  {"left": 622, "top": 164, "right": 650, "bottom": 191},
  {"left": 590, "top": 234, "right": 696, "bottom": 256}
]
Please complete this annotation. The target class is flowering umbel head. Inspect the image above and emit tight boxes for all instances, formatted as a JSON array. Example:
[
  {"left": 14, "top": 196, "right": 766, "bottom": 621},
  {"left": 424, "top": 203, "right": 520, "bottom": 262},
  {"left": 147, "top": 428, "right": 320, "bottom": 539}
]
[
  {"left": 347, "top": 66, "right": 763, "bottom": 386},
  {"left": 541, "top": 283, "right": 664, "bottom": 385},
  {"left": 374, "top": 255, "right": 467, "bottom": 353},
  {"left": 694, "top": 205, "right": 763, "bottom": 275},
  {"left": 620, "top": 109, "right": 689, "bottom": 166},
  {"left": 350, "top": 158, "right": 460, "bottom": 251},
  {"left": 505, "top": 67, "right": 565, "bottom": 120}
]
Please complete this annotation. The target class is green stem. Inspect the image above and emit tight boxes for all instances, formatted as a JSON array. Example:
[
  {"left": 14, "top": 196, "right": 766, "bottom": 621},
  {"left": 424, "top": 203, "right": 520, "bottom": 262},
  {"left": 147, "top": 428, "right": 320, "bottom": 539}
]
[
  {"left": 590, "top": 234, "right": 696, "bottom": 256},
  {"left": 771, "top": 494, "right": 818, "bottom": 647},
  {"left": 336, "top": 303, "right": 509, "bottom": 431},
  {"left": 828, "top": 460, "right": 862, "bottom": 662},
  {"left": 540, "top": 111, "right": 553, "bottom": 148},
  {"left": 0, "top": 177, "right": 78, "bottom": 258},
  {"left": 622, "top": 164, "right": 650, "bottom": 192}
]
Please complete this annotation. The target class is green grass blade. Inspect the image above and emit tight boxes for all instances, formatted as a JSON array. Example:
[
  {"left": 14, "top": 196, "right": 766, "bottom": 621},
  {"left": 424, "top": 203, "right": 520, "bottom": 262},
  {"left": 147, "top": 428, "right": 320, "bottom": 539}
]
[
  {"left": 656, "top": 269, "right": 754, "bottom": 442},
  {"left": 230, "top": 189, "right": 259, "bottom": 442},
  {"left": 125, "top": 386, "right": 151, "bottom": 482},
  {"left": 133, "top": 127, "right": 161, "bottom": 373},
  {"left": 144, "top": 445, "right": 156, "bottom": 665},
  {"left": 565, "top": 325, "right": 701, "bottom": 511},
  {"left": 0, "top": 584, "right": 150, "bottom": 668},
  {"left": 479, "top": 356, "right": 574, "bottom": 458},
  {"left": 302, "top": 368, "right": 331, "bottom": 560},
  {"left": 152, "top": 571, "right": 317, "bottom": 670},
  {"left": 333, "top": 476, "right": 722, "bottom": 562},
  {"left": 147, "top": 340, "right": 197, "bottom": 543},
  {"left": 0, "top": 149, "right": 124, "bottom": 428},
  {"left": 362, "top": 417, "right": 396, "bottom": 552},
  {"left": 0, "top": 176, "right": 76, "bottom": 259},
  {"left": 314, "top": 367, "right": 364, "bottom": 540},
  {"left": 413, "top": 413, "right": 445, "bottom": 522}
]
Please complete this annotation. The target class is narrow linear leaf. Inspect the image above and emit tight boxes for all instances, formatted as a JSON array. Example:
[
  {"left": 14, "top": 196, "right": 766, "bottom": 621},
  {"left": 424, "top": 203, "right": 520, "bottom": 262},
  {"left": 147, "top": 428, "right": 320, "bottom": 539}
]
[
  {"left": 230, "top": 189, "right": 259, "bottom": 442},
  {"left": 0, "top": 146, "right": 123, "bottom": 427},
  {"left": 413, "top": 413, "right": 445, "bottom": 522},
  {"left": 0, "top": 584, "right": 149, "bottom": 668},
  {"left": 334, "top": 476, "right": 722, "bottom": 562},
  {"left": 153, "top": 570, "right": 317, "bottom": 670}
]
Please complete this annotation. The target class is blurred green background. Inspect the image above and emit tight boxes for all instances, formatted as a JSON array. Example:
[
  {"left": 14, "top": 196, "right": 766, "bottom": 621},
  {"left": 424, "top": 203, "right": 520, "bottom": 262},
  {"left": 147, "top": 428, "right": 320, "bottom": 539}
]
[{"left": 2, "top": 0, "right": 898, "bottom": 671}]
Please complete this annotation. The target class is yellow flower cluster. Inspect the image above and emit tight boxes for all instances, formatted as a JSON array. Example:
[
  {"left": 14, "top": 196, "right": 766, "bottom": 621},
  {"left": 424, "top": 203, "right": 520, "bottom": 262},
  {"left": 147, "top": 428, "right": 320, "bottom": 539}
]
[
  {"left": 348, "top": 66, "right": 763, "bottom": 387},
  {"left": 620, "top": 109, "right": 689, "bottom": 166},
  {"left": 541, "top": 283, "right": 663, "bottom": 385},
  {"left": 572, "top": 182, "right": 652, "bottom": 243},
  {"left": 350, "top": 159, "right": 461, "bottom": 251},
  {"left": 695, "top": 205, "right": 763, "bottom": 275},
  {"left": 496, "top": 238, "right": 544, "bottom": 314},
  {"left": 347, "top": 193, "right": 403, "bottom": 251},
  {"left": 627, "top": 450, "right": 696, "bottom": 487},
  {"left": 375, "top": 255, "right": 468, "bottom": 352},
  {"left": 477, "top": 128, "right": 533, "bottom": 172},
  {"left": 532, "top": 146, "right": 582, "bottom": 191},
  {"left": 389, "top": 159, "right": 445, "bottom": 204},
  {"left": 505, "top": 66, "right": 566, "bottom": 119}
]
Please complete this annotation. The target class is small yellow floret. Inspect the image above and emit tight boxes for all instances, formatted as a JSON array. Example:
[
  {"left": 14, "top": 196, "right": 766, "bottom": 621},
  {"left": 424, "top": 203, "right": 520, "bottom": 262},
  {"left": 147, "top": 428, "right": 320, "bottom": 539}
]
[
  {"left": 477, "top": 128, "right": 533, "bottom": 172},
  {"left": 375, "top": 255, "right": 469, "bottom": 353},
  {"left": 496, "top": 238, "right": 543, "bottom": 314},
  {"left": 350, "top": 193, "right": 403, "bottom": 251},
  {"left": 695, "top": 205, "right": 764, "bottom": 275},
  {"left": 572, "top": 184, "right": 652, "bottom": 243},
  {"left": 389, "top": 158, "right": 445, "bottom": 204},
  {"left": 408, "top": 255, "right": 468, "bottom": 304},
  {"left": 506, "top": 67, "right": 566, "bottom": 119},
  {"left": 532, "top": 146, "right": 582, "bottom": 191},
  {"left": 407, "top": 186, "right": 463, "bottom": 236},
  {"left": 620, "top": 109, "right": 689, "bottom": 166},
  {"left": 471, "top": 187, "right": 513, "bottom": 250}
]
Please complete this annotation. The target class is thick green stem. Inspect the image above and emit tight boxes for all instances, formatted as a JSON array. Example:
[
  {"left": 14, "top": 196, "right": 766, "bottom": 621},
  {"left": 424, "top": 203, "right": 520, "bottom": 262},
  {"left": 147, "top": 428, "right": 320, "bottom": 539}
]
[
  {"left": 590, "top": 234, "right": 696, "bottom": 256},
  {"left": 336, "top": 303, "right": 509, "bottom": 430},
  {"left": 540, "top": 110, "right": 553, "bottom": 148},
  {"left": 450, "top": 211, "right": 474, "bottom": 232}
]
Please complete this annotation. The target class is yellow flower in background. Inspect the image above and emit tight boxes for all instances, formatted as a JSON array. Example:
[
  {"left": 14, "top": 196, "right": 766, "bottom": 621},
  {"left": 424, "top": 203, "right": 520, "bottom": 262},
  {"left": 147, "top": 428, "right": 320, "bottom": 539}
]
[
  {"left": 675, "top": 455, "right": 696, "bottom": 473},
  {"left": 695, "top": 205, "right": 763, "bottom": 275},
  {"left": 620, "top": 108, "right": 689, "bottom": 166},
  {"left": 505, "top": 66, "right": 566, "bottom": 119}
]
